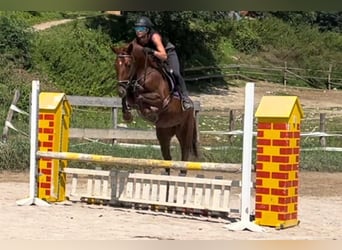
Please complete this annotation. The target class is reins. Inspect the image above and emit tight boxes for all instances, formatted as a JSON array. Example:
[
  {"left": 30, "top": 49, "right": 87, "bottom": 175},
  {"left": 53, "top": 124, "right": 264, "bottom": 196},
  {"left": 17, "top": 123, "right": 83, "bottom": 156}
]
[{"left": 116, "top": 46, "right": 172, "bottom": 115}]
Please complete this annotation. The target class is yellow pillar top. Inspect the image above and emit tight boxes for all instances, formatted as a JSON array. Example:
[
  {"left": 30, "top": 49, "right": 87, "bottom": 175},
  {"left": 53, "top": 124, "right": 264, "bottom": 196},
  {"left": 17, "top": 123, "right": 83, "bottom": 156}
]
[
  {"left": 39, "top": 92, "right": 71, "bottom": 111},
  {"left": 255, "top": 96, "right": 304, "bottom": 119}
]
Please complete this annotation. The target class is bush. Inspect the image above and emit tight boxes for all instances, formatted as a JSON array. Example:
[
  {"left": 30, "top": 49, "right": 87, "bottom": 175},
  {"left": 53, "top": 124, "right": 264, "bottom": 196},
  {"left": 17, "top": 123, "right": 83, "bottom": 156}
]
[
  {"left": 0, "top": 138, "right": 30, "bottom": 171},
  {"left": 230, "top": 19, "right": 262, "bottom": 54},
  {"left": 0, "top": 14, "right": 34, "bottom": 69},
  {"left": 32, "top": 20, "right": 116, "bottom": 96}
]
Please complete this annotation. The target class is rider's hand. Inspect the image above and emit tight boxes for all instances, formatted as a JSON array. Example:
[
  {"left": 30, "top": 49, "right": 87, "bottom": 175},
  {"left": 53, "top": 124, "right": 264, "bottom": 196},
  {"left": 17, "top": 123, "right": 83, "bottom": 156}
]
[{"left": 143, "top": 47, "right": 155, "bottom": 55}]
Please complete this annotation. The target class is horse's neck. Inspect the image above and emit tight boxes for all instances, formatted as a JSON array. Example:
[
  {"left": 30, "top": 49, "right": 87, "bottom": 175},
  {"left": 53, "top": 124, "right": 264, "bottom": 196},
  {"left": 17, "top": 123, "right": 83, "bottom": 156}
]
[
  {"left": 136, "top": 66, "right": 169, "bottom": 96},
  {"left": 135, "top": 56, "right": 160, "bottom": 78},
  {"left": 135, "top": 55, "right": 156, "bottom": 69}
]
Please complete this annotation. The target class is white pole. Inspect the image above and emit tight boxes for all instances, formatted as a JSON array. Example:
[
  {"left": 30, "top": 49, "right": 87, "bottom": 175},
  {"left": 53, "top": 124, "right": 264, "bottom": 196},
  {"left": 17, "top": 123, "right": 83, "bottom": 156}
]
[
  {"left": 29, "top": 80, "right": 39, "bottom": 199},
  {"left": 240, "top": 82, "right": 254, "bottom": 223},
  {"left": 225, "top": 82, "right": 264, "bottom": 232},
  {"left": 16, "top": 80, "right": 50, "bottom": 206}
]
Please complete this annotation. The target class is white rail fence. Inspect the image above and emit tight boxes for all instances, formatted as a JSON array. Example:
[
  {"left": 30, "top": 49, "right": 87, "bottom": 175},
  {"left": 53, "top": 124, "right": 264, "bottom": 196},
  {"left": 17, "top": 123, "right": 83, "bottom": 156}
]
[
  {"left": 184, "top": 63, "right": 342, "bottom": 90},
  {"left": 2, "top": 91, "right": 342, "bottom": 152}
]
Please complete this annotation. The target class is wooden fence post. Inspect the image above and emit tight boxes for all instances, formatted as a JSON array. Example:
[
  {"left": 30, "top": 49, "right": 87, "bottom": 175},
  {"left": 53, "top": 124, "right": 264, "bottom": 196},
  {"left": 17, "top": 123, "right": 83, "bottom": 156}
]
[
  {"left": 283, "top": 61, "right": 287, "bottom": 87},
  {"left": 2, "top": 90, "right": 21, "bottom": 142},
  {"left": 111, "top": 107, "right": 118, "bottom": 145},
  {"left": 319, "top": 113, "right": 326, "bottom": 147},
  {"left": 327, "top": 64, "right": 332, "bottom": 90},
  {"left": 195, "top": 103, "right": 201, "bottom": 143},
  {"left": 228, "top": 109, "right": 236, "bottom": 144}
]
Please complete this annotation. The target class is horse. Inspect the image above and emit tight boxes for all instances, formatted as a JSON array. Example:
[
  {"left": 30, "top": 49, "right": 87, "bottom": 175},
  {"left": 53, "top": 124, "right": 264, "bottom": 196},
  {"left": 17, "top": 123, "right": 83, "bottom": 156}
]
[{"left": 111, "top": 40, "right": 199, "bottom": 175}]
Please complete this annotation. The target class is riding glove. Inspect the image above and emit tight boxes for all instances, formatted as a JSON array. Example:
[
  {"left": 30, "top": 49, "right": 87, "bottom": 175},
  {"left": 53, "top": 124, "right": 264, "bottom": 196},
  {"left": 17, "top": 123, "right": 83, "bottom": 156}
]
[{"left": 143, "top": 47, "right": 155, "bottom": 55}]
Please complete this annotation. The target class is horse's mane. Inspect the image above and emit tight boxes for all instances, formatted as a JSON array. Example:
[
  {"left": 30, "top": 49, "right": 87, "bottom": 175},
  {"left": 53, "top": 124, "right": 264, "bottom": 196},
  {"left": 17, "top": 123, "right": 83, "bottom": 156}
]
[{"left": 130, "top": 39, "right": 161, "bottom": 70}]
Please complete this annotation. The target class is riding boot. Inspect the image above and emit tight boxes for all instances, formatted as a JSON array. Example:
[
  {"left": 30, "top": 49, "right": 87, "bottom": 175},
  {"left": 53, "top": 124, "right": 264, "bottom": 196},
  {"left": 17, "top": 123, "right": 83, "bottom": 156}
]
[{"left": 175, "top": 74, "right": 193, "bottom": 110}]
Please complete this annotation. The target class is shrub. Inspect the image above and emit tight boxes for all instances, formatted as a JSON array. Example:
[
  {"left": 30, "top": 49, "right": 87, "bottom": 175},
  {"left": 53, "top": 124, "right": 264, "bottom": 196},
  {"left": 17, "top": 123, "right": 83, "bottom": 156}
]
[
  {"left": 230, "top": 19, "right": 262, "bottom": 54},
  {"left": 0, "top": 14, "right": 34, "bottom": 69},
  {"left": 32, "top": 20, "right": 116, "bottom": 96},
  {"left": 0, "top": 137, "right": 30, "bottom": 171}
]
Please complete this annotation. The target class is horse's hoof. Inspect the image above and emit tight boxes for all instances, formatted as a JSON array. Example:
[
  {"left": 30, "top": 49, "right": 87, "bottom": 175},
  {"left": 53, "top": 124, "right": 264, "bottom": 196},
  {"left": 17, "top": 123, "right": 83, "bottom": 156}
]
[{"left": 123, "top": 113, "right": 133, "bottom": 123}]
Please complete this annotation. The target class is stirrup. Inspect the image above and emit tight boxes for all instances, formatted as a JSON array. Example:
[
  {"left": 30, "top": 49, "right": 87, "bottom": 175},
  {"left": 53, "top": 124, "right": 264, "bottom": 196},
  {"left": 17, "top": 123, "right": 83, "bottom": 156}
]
[{"left": 181, "top": 98, "right": 193, "bottom": 111}]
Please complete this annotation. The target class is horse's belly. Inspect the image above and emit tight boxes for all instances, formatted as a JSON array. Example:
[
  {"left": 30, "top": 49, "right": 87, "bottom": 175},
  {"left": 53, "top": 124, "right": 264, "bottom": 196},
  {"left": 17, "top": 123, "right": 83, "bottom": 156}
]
[{"left": 155, "top": 111, "right": 189, "bottom": 128}]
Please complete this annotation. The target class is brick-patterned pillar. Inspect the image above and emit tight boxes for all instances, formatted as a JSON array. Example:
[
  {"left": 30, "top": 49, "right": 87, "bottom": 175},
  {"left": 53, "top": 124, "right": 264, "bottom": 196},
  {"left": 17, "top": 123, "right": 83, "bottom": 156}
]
[
  {"left": 38, "top": 113, "right": 56, "bottom": 200},
  {"left": 37, "top": 93, "right": 71, "bottom": 202},
  {"left": 254, "top": 96, "right": 303, "bottom": 229}
]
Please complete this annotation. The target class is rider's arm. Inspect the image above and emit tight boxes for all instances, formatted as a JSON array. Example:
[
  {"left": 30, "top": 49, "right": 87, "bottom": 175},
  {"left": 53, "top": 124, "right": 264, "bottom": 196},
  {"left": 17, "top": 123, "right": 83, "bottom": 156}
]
[{"left": 151, "top": 33, "right": 167, "bottom": 61}]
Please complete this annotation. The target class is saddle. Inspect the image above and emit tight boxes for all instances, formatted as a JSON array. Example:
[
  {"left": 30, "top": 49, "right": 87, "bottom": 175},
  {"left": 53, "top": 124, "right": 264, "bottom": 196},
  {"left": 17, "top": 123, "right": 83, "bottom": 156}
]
[
  {"left": 148, "top": 54, "right": 179, "bottom": 96},
  {"left": 160, "top": 63, "right": 178, "bottom": 95}
]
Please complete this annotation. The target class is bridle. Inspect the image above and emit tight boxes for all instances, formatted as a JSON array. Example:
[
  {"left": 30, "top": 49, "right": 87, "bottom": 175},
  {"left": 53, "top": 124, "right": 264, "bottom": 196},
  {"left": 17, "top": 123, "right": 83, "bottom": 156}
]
[
  {"left": 116, "top": 53, "right": 135, "bottom": 89},
  {"left": 115, "top": 46, "right": 172, "bottom": 116},
  {"left": 116, "top": 51, "right": 153, "bottom": 91}
]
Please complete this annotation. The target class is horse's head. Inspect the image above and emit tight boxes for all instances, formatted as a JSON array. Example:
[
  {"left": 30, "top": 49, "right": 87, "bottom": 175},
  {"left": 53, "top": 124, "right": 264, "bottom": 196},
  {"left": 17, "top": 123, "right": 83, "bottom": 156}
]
[
  {"left": 111, "top": 41, "right": 161, "bottom": 98},
  {"left": 111, "top": 43, "right": 134, "bottom": 98}
]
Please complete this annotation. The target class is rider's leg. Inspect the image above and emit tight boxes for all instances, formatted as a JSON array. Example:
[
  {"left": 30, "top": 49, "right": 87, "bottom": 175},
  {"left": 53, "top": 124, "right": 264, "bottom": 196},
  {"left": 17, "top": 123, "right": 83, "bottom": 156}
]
[
  {"left": 167, "top": 50, "right": 193, "bottom": 110},
  {"left": 174, "top": 72, "right": 193, "bottom": 109}
]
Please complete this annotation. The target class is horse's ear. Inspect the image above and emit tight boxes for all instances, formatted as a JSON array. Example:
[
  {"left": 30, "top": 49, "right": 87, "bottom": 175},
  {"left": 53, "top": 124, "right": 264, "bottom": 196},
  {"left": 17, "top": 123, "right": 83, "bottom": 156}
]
[
  {"left": 127, "top": 43, "right": 133, "bottom": 54},
  {"left": 110, "top": 45, "right": 119, "bottom": 54}
]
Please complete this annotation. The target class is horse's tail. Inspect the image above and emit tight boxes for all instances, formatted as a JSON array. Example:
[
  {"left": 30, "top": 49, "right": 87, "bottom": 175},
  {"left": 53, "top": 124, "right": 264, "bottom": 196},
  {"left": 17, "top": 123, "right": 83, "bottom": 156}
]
[{"left": 192, "top": 114, "right": 199, "bottom": 158}]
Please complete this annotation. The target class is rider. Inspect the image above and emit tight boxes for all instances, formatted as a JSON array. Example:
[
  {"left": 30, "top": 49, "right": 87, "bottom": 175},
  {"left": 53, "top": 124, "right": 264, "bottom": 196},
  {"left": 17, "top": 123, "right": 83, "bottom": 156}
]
[{"left": 133, "top": 16, "right": 193, "bottom": 110}]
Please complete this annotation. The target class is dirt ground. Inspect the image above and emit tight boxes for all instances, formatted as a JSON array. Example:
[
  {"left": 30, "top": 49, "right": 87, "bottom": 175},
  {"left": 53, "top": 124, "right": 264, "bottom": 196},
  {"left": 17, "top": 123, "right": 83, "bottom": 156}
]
[
  {"left": 191, "top": 81, "right": 342, "bottom": 114},
  {"left": 0, "top": 171, "right": 341, "bottom": 240}
]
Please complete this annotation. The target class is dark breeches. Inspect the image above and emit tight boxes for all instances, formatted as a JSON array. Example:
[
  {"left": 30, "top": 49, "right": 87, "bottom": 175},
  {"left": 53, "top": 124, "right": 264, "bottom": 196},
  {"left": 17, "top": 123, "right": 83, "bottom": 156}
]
[
  {"left": 167, "top": 49, "right": 188, "bottom": 95},
  {"left": 167, "top": 49, "right": 181, "bottom": 75}
]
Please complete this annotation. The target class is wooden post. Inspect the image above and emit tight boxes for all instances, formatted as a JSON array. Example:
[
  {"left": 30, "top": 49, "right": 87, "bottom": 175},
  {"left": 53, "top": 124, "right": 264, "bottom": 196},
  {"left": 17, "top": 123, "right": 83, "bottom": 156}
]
[
  {"left": 111, "top": 107, "right": 118, "bottom": 145},
  {"left": 195, "top": 109, "right": 200, "bottom": 143},
  {"left": 2, "top": 90, "right": 20, "bottom": 142},
  {"left": 193, "top": 101, "right": 201, "bottom": 144},
  {"left": 319, "top": 113, "right": 326, "bottom": 147},
  {"left": 327, "top": 64, "right": 332, "bottom": 90},
  {"left": 228, "top": 109, "right": 235, "bottom": 144},
  {"left": 283, "top": 61, "right": 287, "bottom": 87}
]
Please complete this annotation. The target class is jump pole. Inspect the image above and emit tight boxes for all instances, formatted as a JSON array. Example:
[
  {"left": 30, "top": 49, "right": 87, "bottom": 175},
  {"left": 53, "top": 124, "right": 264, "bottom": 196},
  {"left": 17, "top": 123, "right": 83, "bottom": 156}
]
[
  {"left": 224, "top": 82, "right": 264, "bottom": 232},
  {"left": 36, "top": 151, "right": 243, "bottom": 173},
  {"left": 16, "top": 80, "right": 50, "bottom": 206}
]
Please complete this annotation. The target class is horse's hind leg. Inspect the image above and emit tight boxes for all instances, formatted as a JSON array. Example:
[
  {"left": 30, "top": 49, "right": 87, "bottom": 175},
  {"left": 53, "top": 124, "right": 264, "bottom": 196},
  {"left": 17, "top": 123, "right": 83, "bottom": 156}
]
[
  {"left": 175, "top": 113, "right": 195, "bottom": 176},
  {"left": 176, "top": 129, "right": 190, "bottom": 176},
  {"left": 156, "top": 127, "right": 175, "bottom": 175},
  {"left": 156, "top": 127, "right": 175, "bottom": 203}
]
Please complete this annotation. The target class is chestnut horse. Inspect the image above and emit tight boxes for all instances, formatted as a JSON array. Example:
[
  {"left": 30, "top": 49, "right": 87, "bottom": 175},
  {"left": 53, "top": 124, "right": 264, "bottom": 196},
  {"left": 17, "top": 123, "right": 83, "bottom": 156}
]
[{"left": 111, "top": 40, "right": 199, "bottom": 175}]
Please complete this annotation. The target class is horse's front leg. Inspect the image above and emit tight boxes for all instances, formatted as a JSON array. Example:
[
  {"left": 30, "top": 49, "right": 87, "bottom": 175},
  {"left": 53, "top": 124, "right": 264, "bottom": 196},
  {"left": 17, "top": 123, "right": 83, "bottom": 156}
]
[
  {"left": 137, "top": 92, "right": 163, "bottom": 109},
  {"left": 121, "top": 97, "right": 133, "bottom": 123}
]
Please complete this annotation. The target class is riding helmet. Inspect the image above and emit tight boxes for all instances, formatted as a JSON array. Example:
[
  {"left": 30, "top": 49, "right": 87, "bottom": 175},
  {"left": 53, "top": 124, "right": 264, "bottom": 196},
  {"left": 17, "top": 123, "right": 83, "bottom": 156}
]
[{"left": 135, "top": 16, "right": 154, "bottom": 28}]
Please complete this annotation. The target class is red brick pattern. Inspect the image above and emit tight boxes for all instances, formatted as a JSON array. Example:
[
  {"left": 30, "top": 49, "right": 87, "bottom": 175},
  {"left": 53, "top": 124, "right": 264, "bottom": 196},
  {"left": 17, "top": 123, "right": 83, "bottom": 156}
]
[
  {"left": 38, "top": 113, "right": 55, "bottom": 197},
  {"left": 255, "top": 121, "right": 300, "bottom": 227}
]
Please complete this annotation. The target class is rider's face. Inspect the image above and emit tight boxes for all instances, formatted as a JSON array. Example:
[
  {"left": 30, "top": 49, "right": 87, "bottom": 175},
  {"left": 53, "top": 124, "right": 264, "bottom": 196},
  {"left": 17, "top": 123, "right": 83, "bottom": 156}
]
[{"left": 135, "top": 26, "right": 148, "bottom": 39}]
